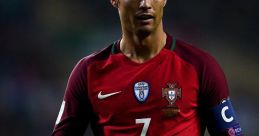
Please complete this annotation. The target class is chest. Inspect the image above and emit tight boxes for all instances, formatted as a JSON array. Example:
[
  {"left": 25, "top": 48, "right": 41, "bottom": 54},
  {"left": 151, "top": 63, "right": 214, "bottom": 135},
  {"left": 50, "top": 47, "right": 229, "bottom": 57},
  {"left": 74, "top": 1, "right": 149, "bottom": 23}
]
[{"left": 87, "top": 55, "right": 199, "bottom": 122}]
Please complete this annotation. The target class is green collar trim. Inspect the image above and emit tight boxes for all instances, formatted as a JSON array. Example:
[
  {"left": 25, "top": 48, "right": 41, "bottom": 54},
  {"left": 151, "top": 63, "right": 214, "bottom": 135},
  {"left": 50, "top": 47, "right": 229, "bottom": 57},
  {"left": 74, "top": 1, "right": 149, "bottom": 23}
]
[
  {"left": 171, "top": 37, "right": 176, "bottom": 51},
  {"left": 111, "top": 42, "right": 116, "bottom": 54}
]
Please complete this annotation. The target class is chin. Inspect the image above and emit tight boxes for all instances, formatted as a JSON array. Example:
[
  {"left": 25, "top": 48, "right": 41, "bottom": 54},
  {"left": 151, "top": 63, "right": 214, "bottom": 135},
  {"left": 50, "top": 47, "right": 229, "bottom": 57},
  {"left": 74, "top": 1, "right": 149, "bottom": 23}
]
[{"left": 136, "top": 26, "right": 154, "bottom": 37}]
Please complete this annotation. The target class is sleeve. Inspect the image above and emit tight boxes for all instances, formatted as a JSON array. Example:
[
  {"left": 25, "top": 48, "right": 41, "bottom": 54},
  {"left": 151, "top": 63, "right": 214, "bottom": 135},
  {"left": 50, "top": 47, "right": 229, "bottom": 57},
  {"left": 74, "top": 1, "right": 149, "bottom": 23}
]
[
  {"left": 199, "top": 54, "right": 242, "bottom": 135},
  {"left": 199, "top": 53, "right": 229, "bottom": 108},
  {"left": 51, "top": 58, "right": 91, "bottom": 136}
]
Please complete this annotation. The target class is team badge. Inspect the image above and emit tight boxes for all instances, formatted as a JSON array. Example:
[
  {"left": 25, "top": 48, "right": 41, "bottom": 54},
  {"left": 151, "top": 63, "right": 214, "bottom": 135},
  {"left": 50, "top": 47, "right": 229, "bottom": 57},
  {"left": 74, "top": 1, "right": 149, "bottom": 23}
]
[
  {"left": 162, "top": 83, "right": 182, "bottom": 117},
  {"left": 134, "top": 81, "right": 149, "bottom": 103}
]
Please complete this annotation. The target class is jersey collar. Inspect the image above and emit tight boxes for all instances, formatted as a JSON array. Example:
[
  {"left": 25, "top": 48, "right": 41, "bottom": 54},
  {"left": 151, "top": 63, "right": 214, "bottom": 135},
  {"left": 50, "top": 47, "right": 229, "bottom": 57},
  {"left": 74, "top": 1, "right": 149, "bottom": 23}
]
[{"left": 111, "top": 33, "right": 176, "bottom": 54}]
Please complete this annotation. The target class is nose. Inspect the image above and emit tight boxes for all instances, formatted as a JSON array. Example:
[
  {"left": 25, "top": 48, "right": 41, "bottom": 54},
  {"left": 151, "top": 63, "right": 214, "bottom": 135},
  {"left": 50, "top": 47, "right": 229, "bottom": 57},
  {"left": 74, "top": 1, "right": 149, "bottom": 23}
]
[{"left": 139, "top": 0, "right": 151, "bottom": 9}]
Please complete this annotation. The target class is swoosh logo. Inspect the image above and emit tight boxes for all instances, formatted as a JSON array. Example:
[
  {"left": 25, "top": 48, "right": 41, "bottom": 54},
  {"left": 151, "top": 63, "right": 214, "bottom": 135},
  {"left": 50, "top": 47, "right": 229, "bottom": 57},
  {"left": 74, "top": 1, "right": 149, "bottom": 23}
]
[{"left": 98, "top": 91, "right": 122, "bottom": 100}]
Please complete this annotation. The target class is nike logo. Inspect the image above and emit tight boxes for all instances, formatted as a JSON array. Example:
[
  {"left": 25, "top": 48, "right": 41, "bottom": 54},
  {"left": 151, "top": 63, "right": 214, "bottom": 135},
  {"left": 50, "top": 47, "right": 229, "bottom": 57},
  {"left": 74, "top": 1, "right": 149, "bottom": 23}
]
[{"left": 97, "top": 91, "right": 122, "bottom": 100}]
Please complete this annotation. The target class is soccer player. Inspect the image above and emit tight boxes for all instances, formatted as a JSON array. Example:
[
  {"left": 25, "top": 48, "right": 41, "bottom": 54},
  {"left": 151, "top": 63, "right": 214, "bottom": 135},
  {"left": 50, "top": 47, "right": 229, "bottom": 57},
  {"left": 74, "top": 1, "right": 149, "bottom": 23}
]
[{"left": 52, "top": 0, "right": 242, "bottom": 135}]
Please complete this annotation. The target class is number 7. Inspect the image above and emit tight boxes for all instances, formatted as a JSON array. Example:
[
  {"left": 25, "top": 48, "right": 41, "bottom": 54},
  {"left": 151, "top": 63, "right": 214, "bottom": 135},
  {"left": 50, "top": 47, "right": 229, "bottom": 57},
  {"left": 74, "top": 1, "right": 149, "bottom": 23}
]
[{"left": 135, "top": 118, "right": 151, "bottom": 136}]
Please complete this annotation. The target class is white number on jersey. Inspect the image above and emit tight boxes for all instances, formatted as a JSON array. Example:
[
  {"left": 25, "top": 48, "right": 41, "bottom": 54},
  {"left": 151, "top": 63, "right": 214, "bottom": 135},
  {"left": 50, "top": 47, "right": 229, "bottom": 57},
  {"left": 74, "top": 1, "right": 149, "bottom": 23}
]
[{"left": 135, "top": 118, "right": 151, "bottom": 136}]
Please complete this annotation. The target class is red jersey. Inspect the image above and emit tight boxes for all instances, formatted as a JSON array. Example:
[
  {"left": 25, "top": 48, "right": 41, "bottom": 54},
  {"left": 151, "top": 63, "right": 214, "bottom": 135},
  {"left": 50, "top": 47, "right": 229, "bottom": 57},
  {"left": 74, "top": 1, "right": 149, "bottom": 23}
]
[{"left": 52, "top": 34, "right": 240, "bottom": 136}]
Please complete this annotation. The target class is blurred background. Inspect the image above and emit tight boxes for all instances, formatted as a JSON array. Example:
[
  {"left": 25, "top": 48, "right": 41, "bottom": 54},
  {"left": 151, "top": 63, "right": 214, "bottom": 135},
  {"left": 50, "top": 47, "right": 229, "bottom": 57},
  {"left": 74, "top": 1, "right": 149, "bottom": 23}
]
[{"left": 0, "top": 0, "right": 258, "bottom": 135}]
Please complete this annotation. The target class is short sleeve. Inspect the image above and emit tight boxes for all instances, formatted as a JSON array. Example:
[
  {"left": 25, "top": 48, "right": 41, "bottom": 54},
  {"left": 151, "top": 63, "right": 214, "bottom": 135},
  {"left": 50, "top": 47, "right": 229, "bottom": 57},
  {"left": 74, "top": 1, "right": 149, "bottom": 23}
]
[
  {"left": 52, "top": 58, "right": 90, "bottom": 136},
  {"left": 199, "top": 54, "right": 229, "bottom": 108},
  {"left": 198, "top": 54, "right": 242, "bottom": 135},
  {"left": 169, "top": 38, "right": 242, "bottom": 135}
]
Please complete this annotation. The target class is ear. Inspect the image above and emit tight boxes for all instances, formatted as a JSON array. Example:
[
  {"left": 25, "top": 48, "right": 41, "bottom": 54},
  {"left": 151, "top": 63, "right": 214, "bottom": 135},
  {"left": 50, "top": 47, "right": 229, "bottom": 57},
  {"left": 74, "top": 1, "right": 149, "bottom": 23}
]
[{"left": 110, "top": 0, "right": 119, "bottom": 8}]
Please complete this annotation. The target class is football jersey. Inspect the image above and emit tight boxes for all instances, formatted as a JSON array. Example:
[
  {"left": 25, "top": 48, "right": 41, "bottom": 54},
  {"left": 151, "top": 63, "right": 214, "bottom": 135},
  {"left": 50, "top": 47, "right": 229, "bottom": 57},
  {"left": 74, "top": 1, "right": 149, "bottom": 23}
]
[{"left": 52, "top": 34, "right": 238, "bottom": 136}]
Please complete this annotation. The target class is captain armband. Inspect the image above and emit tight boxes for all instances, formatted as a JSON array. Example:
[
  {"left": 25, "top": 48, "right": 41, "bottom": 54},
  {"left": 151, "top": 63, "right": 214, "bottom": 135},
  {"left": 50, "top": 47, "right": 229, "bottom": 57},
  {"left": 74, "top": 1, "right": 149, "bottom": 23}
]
[{"left": 209, "top": 98, "right": 243, "bottom": 136}]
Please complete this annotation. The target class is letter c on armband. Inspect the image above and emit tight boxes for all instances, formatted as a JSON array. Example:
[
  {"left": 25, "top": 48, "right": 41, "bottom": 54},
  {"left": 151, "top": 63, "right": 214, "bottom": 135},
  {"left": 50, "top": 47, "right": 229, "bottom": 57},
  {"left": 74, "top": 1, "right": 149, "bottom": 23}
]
[
  {"left": 221, "top": 106, "right": 234, "bottom": 122},
  {"left": 210, "top": 98, "right": 242, "bottom": 135}
]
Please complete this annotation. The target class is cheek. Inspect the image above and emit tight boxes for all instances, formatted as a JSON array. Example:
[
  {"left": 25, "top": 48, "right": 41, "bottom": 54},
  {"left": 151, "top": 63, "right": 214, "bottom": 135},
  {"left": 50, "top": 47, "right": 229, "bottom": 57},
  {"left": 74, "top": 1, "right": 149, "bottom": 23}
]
[
  {"left": 154, "top": 5, "right": 164, "bottom": 20},
  {"left": 120, "top": 8, "right": 132, "bottom": 23},
  {"left": 120, "top": 3, "right": 137, "bottom": 22}
]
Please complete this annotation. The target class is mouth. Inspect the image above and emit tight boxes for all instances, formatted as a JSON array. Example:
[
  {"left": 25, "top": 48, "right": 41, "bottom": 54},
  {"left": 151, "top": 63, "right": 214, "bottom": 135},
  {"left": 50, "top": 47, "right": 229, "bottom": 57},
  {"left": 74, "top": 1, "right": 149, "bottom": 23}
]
[{"left": 135, "top": 14, "right": 154, "bottom": 21}]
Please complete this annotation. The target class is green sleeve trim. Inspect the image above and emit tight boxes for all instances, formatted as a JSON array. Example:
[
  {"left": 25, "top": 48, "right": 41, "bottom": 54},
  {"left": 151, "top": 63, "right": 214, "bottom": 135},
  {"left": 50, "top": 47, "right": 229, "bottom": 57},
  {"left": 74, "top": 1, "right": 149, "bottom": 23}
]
[{"left": 171, "top": 38, "right": 176, "bottom": 51}]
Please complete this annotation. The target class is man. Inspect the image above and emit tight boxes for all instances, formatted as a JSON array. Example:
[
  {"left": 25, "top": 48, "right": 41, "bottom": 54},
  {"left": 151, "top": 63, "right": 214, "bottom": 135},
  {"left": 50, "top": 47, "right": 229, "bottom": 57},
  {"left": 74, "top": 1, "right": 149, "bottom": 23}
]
[{"left": 52, "top": 0, "right": 242, "bottom": 135}]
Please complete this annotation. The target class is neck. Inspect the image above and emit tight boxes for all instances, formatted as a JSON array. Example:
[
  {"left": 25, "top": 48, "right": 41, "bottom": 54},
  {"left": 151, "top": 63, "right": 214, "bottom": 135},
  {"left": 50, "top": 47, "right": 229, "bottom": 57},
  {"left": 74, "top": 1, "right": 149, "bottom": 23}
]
[{"left": 120, "top": 26, "right": 167, "bottom": 63}]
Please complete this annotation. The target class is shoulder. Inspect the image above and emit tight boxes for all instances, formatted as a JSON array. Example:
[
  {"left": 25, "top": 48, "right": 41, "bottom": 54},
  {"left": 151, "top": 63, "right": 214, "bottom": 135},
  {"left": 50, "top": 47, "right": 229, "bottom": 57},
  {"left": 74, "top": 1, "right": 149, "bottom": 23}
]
[
  {"left": 173, "top": 39, "right": 229, "bottom": 106},
  {"left": 78, "top": 43, "right": 115, "bottom": 67},
  {"left": 68, "top": 43, "right": 115, "bottom": 79},
  {"left": 174, "top": 40, "right": 216, "bottom": 65},
  {"left": 173, "top": 39, "right": 221, "bottom": 76}
]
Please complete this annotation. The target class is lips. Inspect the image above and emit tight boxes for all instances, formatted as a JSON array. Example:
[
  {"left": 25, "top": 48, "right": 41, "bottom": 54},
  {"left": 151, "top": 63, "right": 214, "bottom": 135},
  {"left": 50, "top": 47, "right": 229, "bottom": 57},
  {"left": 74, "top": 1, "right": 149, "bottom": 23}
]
[{"left": 135, "top": 14, "right": 154, "bottom": 20}]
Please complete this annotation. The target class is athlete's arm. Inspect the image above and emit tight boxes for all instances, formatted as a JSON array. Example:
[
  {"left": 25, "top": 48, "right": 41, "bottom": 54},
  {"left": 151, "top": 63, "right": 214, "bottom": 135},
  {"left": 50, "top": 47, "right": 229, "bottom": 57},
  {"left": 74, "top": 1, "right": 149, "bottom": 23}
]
[
  {"left": 199, "top": 54, "right": 242, "bottom": 136},
  {"left": 52, "top": 58, "right": 90, "bottom": 136}
]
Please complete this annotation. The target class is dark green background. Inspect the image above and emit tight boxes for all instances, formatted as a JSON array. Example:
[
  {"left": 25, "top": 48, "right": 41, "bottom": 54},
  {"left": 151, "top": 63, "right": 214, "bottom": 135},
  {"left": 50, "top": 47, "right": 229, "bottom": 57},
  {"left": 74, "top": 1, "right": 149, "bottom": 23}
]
[{"left": 0, "top": 0, "right": 258, "bottom": 135}]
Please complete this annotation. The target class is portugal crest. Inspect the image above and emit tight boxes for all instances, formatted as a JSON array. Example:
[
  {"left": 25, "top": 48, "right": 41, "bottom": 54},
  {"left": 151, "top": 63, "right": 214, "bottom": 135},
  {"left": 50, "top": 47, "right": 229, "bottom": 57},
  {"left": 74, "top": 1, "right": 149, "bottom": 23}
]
[
  {"left": 162, "top": 83, "right": 182, "bottom": 117},
  {"left": 134, "top": 81, "right": 149, "bottom": 103},
  {"left": 162, "top": 83, "right": 182, "bottom": 107}
]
